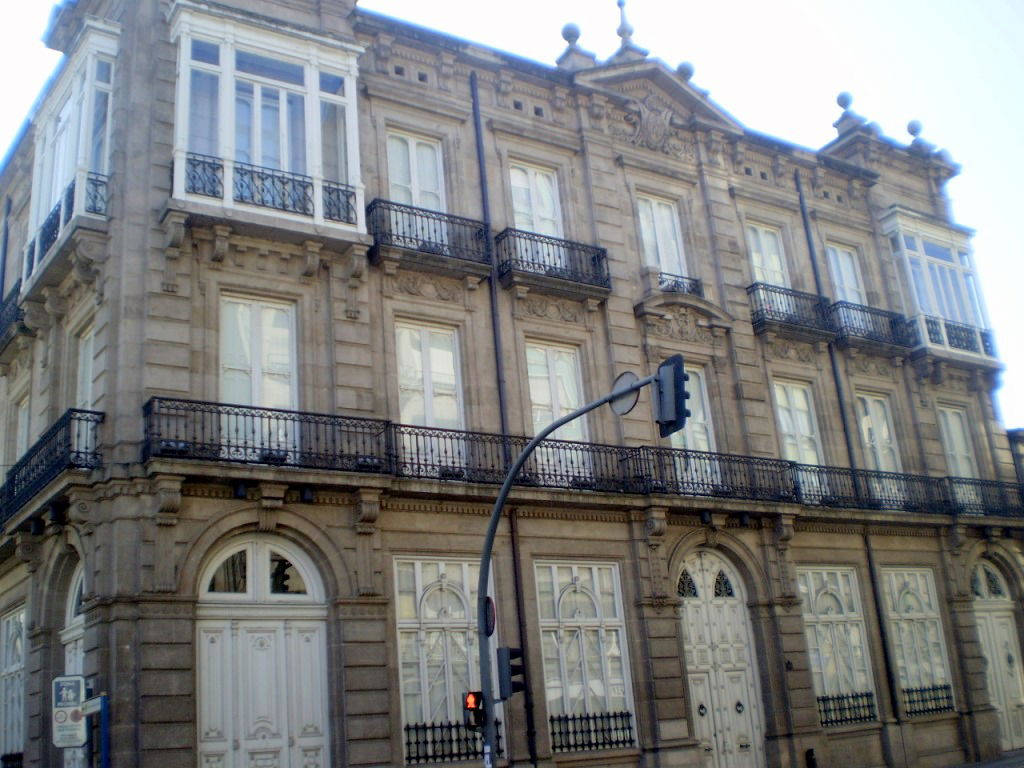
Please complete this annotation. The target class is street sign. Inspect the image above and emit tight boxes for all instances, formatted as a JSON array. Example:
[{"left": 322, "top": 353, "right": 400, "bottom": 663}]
[
  {"left": 610, "top": 371, "right": 641, "bottom": 416},
  {"left": 52, "top": 675, "right": 87, "bottom": 748}
]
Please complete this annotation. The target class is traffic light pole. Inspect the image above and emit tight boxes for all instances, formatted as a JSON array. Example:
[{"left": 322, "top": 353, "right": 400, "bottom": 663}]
[{"left": 475, "top": 372, "right": 656, "bottom": 767}]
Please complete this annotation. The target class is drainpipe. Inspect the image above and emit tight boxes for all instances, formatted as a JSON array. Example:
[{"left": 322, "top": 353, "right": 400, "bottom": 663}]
[
  {"left": 863, "top": 533, "right": 904, "bottom": 758},
  {"left": 471, "top": 71, "right": 538, "bottom": 766},
  {"left": 0, "top": 197, "right": 10, "bottom": 297},
  {"left": 795, "top": 171, "right": 860, "bottom": 484}
]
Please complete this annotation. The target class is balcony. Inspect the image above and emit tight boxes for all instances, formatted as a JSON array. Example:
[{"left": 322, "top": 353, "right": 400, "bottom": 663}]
[
  {"left": 549, "top": 711, "right": 635, "bottom": 753},
  {"left": 140, "top": 398, "right": 1024, "bottom": 518},
  {"left": 1, "top": 409, "right": 104, "bottom": 523},
  {"left": 180, "top": 152, "right": 359, "bottom": 228},
  {"left": 403, "top": 719, "right": 503, "bottom": 765},
  {"left": 496, "top": 228, "right": 610, "bottom": 298},
  {"left": 910, "top": 314, "right": 998, "bottom": 365},
  {"left": 747, "top": 283, "right": 834, "bottom": 342},
  {"left": 366, "top": 199, "right": 490, "bottom": 277},
  {"left": 828, "top": 301, "right": 914, "bottom": 354},
  {"left": 0, "top": 280, "right": 29, "bottom": 365},
  {"left": 22, "top": 172, "right": 109, "bottom": 291},
  {"left": 817, "top": 691, "right": 876, "bottom": 727},
  {"left": 656, "top": 271, "right": 703, "bottom": 298}
]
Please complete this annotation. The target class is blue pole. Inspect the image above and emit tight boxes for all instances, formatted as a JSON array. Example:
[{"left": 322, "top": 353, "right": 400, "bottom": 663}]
[{"left": 100, "top": 693, "right": 110, "bottom": 768}]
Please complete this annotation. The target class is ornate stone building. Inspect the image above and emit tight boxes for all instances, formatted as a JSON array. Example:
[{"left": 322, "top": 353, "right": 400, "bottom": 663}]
[{"left": 0, "top": 1, "right": 1020, "bottom": 767}]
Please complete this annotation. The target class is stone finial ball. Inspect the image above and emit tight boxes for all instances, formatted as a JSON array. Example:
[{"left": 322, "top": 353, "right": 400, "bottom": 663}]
[
  {"left": 907, "top": 120, "right": 922, "bottom": 137},
  {"left": 677, "top": 62, "right": 694, "bottom": 81},
  {"left": 562, "top": 23, "right": 581, "bottom": 45},
  {"left": 837, "top": 92, "right": 852, "bottom": 110}
]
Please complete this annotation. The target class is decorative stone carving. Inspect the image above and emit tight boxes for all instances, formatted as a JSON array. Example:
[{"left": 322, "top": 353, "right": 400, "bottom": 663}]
[
  {"left": 356, "top": 488, "right": 382, "bottom": 533},
  {"left": 851, "top": 355, "right": 894, "bottom": 379},
  {"left": 14, "top": 532, "right": 42, "bottom": 573},
  {"left": 302, "top": 240, "right": 323, "bottom": 278},
  {"left": 516, "top": 296, "right": 584, "bottom": 324},
  {"left": 703, "top": 131, "right": 725, "bottom": 167},
  {"left": 644, "top": 307, "right": 713, "bottom": 345},
  {"left": 256, "top": 482, "right": 288, "bottom": 532},
  {"left": 161, "top": 210, "right": 189, "bottom": 292},
  {"left": 392, "top": 272, "right": 463, "bottom": 304},
  {"left": 342, "top": 244, "right": 367, "bottom": 320},
  {"left": 611, "top": 95, "right": 695, "bottom": 159},
  {"left": 774, "top": 515, "right": 797, "bottom": 598},
  {"left": 767, "top": 340, "right": 815, "bottom": 364}
]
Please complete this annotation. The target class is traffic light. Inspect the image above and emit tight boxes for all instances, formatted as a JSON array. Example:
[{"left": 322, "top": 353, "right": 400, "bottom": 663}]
[
  {"left": 656, "top": 354, "right": 690, "bottom": 438},
  {"left": 463, "top": 690, "right": 485, "bottom": 730},
  {"left": 497, "top": 647, "right": 526, "bottom": 700}
]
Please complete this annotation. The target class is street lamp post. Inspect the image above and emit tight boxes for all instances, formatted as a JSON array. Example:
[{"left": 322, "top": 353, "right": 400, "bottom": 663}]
[{"left": 474, "top": 363, "right": 678, "bottom": 766}]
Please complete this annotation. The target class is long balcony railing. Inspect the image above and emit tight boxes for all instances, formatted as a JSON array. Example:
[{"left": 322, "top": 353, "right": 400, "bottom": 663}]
[
  {"left": 495, "top": 229, "right": 610, "bottom": 289},
  {"left": 182, "top": 152, "right": 357, "bottom": 225},
  {"left": 1, "top": 409, "right": 104, "bottom": 522},
  {"left": 23, "top": 172, "right": 109, "bottom": 282},
  {"left": 403, "top": 719, "right": 503, "bottom": 765},
  {"left": 0, "top": 280, "right": 24, "bottom": 350},
  {"left": 549, "top": 711, "right": 635, "bottom": 753},
  {"left": 366, "top": 200, "right": 490, "bottom": 265},
  {"left": 829, "top": 302, "right": 914, "bottom": 348},
  {"left": 140, "top": 398, "right": 1024, "bottom": 517},
  {"left": 914, "top": 315, "right": 996, "bottom": 358},
  {"left": 817, "top": 691, "right": 876, "bottom": 727},
  {"left": 747, "top": 283, "right": 832, "bottom": 336}
]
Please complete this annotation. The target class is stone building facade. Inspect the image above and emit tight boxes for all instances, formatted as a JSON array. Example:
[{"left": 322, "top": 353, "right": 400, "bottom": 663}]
[{"left": 0, "top": 1, "right": 1021, "bottom": 767}]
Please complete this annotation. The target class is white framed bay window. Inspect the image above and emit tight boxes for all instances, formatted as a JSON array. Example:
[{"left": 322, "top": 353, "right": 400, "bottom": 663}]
[{"left": 170, "top": 5, "right": 363, "bottom": 228}]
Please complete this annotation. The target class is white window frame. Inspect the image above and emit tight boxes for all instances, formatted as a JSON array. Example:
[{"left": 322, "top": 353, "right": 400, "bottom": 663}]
[
  {"left": 525, "top": 341, "right": 586, "bottom": 443},
  {"left": 797, "top": 568, "right": 876, "bottom": 710},
  {"left": 169, "top": 6, "right": 364, "bottom": 230},
  {"left": 745, "top": 222, "right": 788, "bottom": 286},
  {"left": 394, "top": 558, "right": 497, "bottom": 738},
  {"left": 534, "top": 561, "right": 634, "bottom": 717},
  {"left": 856, "top": 393, "right": 901, "bottom": 473},
  {"left": 509, "top": 162, "right": 564, "bottom": 238},
  {"left": 880, "top": 567, "right": 955, "bottom": 713},
  {"left": 387, "top": 132, "right": 446, "bottom": 213},
  {"left": 937, "top": 406, "right": 978, "bottom": 479},
  {"left": 773, "top": 380, "right": 824, "bottom": 465},
  {"left": 219, "top": 295, "right": 298, "bottom": 411},
  {"left": 826, "top": 243, "right": 866, "bottom": 304},
  {"left": 23, "top": 21, "right": 118, "bottom": 288},
  {"left": 637, "top": 194, "right": 686, "bottom": 277},
  {"left": 893, "top": 229, "right": 987, "bottom": 328},
  {"left": 395, "top": 321, "right": 464, "bottom": 430},
  {"left": 14, "top": 398, "right": 30, "bottom": 461},
  {"left": 670, "top": 366, "right": 715, "bottom": 453},
  {"left": 0, "top": 606, "right": 25, "bottom": 757},
  {"left": 74, "top": 325, "right": 96, "bottom": 412}
]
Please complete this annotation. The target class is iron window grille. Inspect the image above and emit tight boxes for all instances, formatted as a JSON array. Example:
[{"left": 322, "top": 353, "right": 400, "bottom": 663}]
[{"left": 549, "top": 711, "right": 635, "bottom": 753}]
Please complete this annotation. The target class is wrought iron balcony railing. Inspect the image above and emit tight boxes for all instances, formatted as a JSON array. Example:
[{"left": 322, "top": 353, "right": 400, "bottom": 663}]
[
  {"left": 233, "top": 161, "right": 314, "bottom": 215},
  {"left": 366, "top": 200, "right": 490, "bottom": 265},
  {"left": 23, "top": 172, "right": 109, "bottom": 281},
  {"left": 549, "top": 711, "right": 635, "bottom": 753},
  {"left": 658, "top": 272, "right": 703, "bottom": 297},
  {"left": 829, "top": 302, "right": 913, "bottom": 347},
  {"left": 817, "top": 691, "right": 876, "bottom": 727},
  {"left": 323, "top": 180, "right": 358, "bottom": 224},
  {"left": 903, "top": 684, "right": 954, "bottom": 717},
  {"left": 142, "top": 398, "right": 391, "bottom": 472},
  {"left": 1, "top": 409, "right": 104, "bottom": 522},
  {"left": 914, "top": 315, "right": 996, "bottom": 358},
  {"left": 747, "top": 283, "right": 832, "bottom": 336},
  {"left": 0, "top": 280, "right": 24, "bottom": 348},
  {"left": 495, "top": 228, "right": 610, "bottom": 289},
  {"left": 140, "top": 398, "right": 1024, "bottom": 517},
  {"left": 185, "top": 153, "right": 224, "bottom": 198},
  {"left": 403, "top": 719, "right": 503, "bottom": 765}
]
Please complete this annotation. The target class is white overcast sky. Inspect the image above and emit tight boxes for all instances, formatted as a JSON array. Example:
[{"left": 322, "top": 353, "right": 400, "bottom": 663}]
[{"left": 3, "top": 1, "right": 1023, "bottom": 427}]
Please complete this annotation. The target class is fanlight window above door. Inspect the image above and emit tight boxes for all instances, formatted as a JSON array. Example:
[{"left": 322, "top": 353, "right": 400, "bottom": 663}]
[
  {"left": 200, "top": 536, "right": 322, "bottom": 603},
  {"left": 971, "top": 562, "right": 1009, "bottom": 600}
]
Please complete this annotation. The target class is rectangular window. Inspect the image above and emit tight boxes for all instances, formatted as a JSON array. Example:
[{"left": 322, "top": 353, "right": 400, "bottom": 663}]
[
  {"left": 510, "top": 164, "right": 562, "bottom": 238},
  {"left": 773, "top": 381, "right": 822, "bottom": 465},
  {"left": 0, "top": 606, "right": 25, "bottom": 757},
  {"left": 395, "top": 559, "right": 495, "bottom": 760},
  {"left": 894, "top": 225, "right": 985, "bottom": 331},
  {"left": 880, "top": 568, "right": 955, "bottom": 716},
  {"left": 826, "top": 244, "right": 865, "bottom": 304},
  {"left": 387, "top": 133, "right": 444, "bottom": 212},
  {"left": 75, "top": 326, "right": 95, "bottom": 411},
  {"left": 395, "top": 322, "right": 463, "bottom": 430},
  {"left": 14, "top": 398, "right": 29, "bottom": 460},
  {"left": 937, "top": 406, "right": 978, "bottom": 478},
  {"left": 526, "top": 342, "right": 584, "bottom": 442},
  {"left": 637, "top": 195, "right": 686, "bottom": 276},
  {"left": 670, "top": 367, "right": 714, "bottom": 453},
  {"left": 535, "top": 562, "right": 632, "bottom": 717},
  {"left": 219, "top": 297, "right": 296, "bottom": 411},
  {"left": 746, "top": 223, "right": 787, "bottom": 286},
  {"left": 856, "top": 394, "right": 900, "bottom": 473},
  {"left": 798, "top": 568, "right": 876, "bottom": 726}
]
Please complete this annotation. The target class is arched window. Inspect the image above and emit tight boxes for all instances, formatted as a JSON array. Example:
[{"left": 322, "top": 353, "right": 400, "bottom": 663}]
[
  {"left": 199, "top": 536, "right": 322, "bottom": 604},
  {"left": 971, "top": 562, "right": 1009, "bottom": 600},
  {"left": 713, "top": 570, "right": 735, "bottom": 598},
  {"left": 677, "top": 570, "right": 698, "bottom": 599}
]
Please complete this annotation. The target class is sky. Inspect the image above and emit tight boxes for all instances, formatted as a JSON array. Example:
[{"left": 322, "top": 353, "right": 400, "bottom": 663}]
[{"left": 2, "top": 1, "right": 1022, "bottom": 427}]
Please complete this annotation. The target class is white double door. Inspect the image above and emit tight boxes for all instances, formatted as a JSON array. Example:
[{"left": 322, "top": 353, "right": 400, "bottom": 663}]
[
  {"left": 197, "top": 617, "right": 330, "bottom": 768},
  {"left": 680, "top": 551, "right": 765, "bottom": 768},
  {"left": 975, "top": 603, "right": 1024, "bottom": 750}
]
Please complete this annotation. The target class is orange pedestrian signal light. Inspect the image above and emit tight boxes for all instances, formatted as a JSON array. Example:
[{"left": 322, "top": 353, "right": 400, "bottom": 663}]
[{"left": 463, "top": 690, "right": 485, "bottom": 730}]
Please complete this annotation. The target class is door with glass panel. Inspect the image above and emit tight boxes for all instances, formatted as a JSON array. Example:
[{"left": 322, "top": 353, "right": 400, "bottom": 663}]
[
  {"left": 826, "top": 244, "right": 865, "bottom": 305},
  {"left": 72, "top": 326, "right": 96, "bottom": 459},
  {"left": 62, "top": 567, "right": 86, "bottom": 768},
  {"left": 233, "top": 51, "right": 309, "bottom": 211},
  {"left": 972, "top": 561, "right": 1024, "bottom": 750},
  {"left": 387, "top": 133, "right": 447, "bottom": 252},
  {"left": 396, "top": 322, "right": 465, "bottom": 477},
  {"left": 774, "top": 381, "right": 827, "bottom": 502},
  {"left": 668, "top": 368, "right": 720, "bottom": 492},
  {"left": 525, "top": 342, "right": 588, "bottom": 484},
  {"left": 938, "top": 406, "right": 982, "bottom": 511},
  {"left": 638, "top": 195, "right": 686, "bottom": 279},
  {"left": 510, "top": 164, "right": 567, "bottom": 271},
  {"left": 857, "top": 394, "right": 904, "bottom": 506},
  {"left": 219, "top": 297, "right": 297, "bottom": 462},
  {"left": 678, "top": 551, "right": 765, "bottom": 768},
  {"left": 747, "top": 223, "right": 797, "bottom": 320}
]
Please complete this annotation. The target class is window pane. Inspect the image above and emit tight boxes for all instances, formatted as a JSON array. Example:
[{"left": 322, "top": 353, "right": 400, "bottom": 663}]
[
  {"left": 234, "top": 81, "right": 254, "bottom": 163},
  {"left": 236, "top": 49, "right": 304, "bottom": 85},
  {"left": 89, "top": 90, "right": 109, "bottom": 174},
  {"left": 260, "top": 87, "right": 281, "bottom": 169},
  {"left": 320, "top": 102, "right": 346, "bottom": 182},
  {"left": 96, "top": 58, "right": 113, "bottom": 84},
  {"left": 287, "top": 92, "right": 306, "bottom": 174},
  {"left": 269, "top": 551, "right": 307, "bottom": 594},
  {"left": 923, "top": 240, "right": 954, "bottom": 262},
  {"left": 208, "top": 551, "right": 247, "bottom": 592},
  {"left": 191, "top": 39, "right": 220, "bottom": 65},
  {"left": 319, "top": 71, "right": 344, "bottom": 95},
  {"left": 189, "top": 70, "right": 219, "bottom": 156}
]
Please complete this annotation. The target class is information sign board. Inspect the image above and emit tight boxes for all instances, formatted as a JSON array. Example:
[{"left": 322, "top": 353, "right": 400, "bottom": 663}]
[{"left": 52, "top": 675, "right": 87, "bottom": 748}]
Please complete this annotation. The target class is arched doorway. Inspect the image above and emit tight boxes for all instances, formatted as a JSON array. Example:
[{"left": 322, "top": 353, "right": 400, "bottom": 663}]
[
  {"left": 196, "top": 534, "right": 330, "bottom": 768},
  {"left": 678, "top": 550, "right": 765, "bottom": 768},
  {"left": 971, "top": 560, "right": 1024, "bottom": 750},
  {"left": 61, "top": 564, "right": 86, "bottom": 768}
]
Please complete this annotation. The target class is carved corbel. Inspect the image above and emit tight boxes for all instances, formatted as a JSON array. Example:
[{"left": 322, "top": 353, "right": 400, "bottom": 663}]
[
  {"left": 730, "top": 141, "right": 745, "bottom": 172},
  {"left": 14, "top": 531, "right": 42, "bottom": 573},
  {"left": 342, "top": 244, "right": 368, "bottom": 319},
  {"left": 355, "top": 489, "right": 384, "bottom": 597},
  {"left": 256, "top": 482, "right": 288, "bottom": 531},
  {"left": 355, "top": 488, "right": 382, "bottom": 535},
  {"left": 302, "top": 240, "right": 323, "bottom": 278},
  {"left": 150, "top": 475, "right": 184, "bottom": 525},
  {"left": 702, "top": 131, "right": 724, "bottom": 167},
  {"left": 161, "top": 210, "right": 189, "bottom": 291},
  {"left": 373, "top": 34, "right": 394, "bottom": 74},
  {"left": 495, "top": 73, "right": 513, "bottom": 108},
  {"left": 811, "top": 166, "right": 825, "bottom": 193},
  {"left": 774, "top": 514, "right": 797, "bottom": 598},
  {"left": 212, "top": 225, "right": 231, "bottom": 263},
  {"left": 437, "top": 52, "right": 455, "bottom": 91},
  {"left": 772, "top": 155, "right": 786, "bottom": 186}
]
